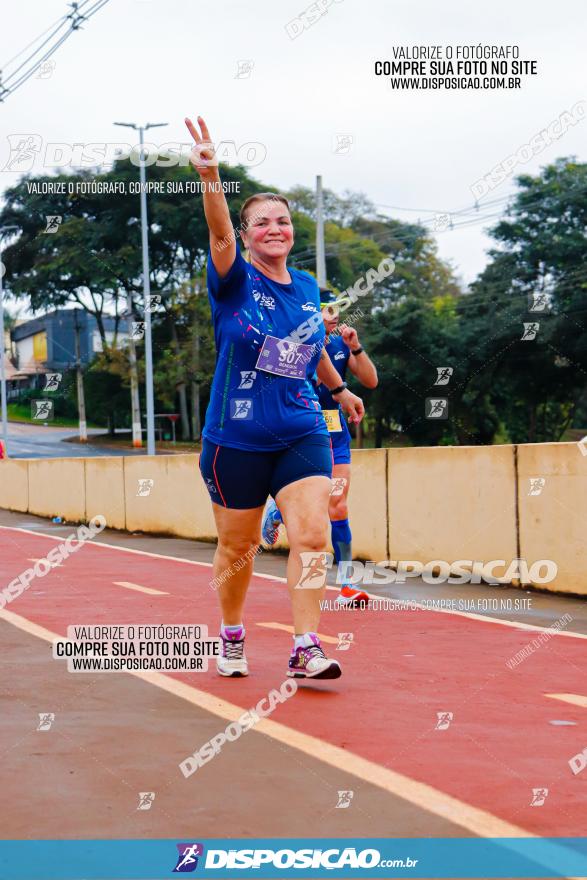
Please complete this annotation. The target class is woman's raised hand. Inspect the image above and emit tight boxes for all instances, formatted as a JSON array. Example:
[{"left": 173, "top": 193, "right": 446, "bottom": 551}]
[{"left": 185, "top": 116, "right": 219, "bottom": 179}]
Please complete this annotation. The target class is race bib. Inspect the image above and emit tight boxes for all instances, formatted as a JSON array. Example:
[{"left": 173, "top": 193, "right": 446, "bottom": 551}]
[
  {"left": 256, "top": 336, "right": 314, "bottom": 379},
  {"left": 322, "top": 409, "right": 342, "bottom": 432}
]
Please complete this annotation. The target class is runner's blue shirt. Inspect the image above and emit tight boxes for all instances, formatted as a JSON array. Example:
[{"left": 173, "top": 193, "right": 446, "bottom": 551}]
[
  {"left": 314, "top": 335, "right": 351, "bottom": 410},
  {"left": 203, "top": 248, "right": 329, "bottom": 451}
]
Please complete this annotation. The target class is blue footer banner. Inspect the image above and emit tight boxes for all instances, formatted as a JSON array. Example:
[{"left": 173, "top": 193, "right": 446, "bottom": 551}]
[{"left": 1, "top": 838, "right": 587, "bottom": 879}]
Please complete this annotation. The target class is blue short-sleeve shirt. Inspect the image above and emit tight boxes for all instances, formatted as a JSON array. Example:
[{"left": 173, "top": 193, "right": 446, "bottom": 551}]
[{"left": 203, "top": 248, "right": 329, "bottom": 451}]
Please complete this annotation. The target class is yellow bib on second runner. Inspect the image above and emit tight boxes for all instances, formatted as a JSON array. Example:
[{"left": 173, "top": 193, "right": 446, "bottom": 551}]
[{"left": 322, "top": 409, "right": 342, "bottom": 432}]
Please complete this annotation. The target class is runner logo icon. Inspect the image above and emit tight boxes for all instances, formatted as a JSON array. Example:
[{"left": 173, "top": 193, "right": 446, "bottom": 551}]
[
  {"left": 238, "top": 370, "right": 257, "bottom": 389},
  {"left": 296, "top": 551, "right": 333, "bottom": 589},
  {"left": 173, "top": 843, "right": 204, "bottom": 872},
  {"left": 230, "top": 399, "right": 253, "bottom": 420}
]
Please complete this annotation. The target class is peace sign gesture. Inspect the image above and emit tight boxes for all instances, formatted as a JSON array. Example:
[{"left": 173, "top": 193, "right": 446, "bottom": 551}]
[{"left": 185, "top": 115, "right": 219, "bottom": 179}]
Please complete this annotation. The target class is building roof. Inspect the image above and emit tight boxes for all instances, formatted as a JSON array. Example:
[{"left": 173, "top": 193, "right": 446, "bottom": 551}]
[{"left": 2, "top": 354, "right": 21, "bottom": 380}]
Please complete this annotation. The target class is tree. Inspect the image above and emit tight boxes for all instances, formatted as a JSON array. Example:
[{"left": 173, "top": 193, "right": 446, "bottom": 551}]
[
  {"left": 469, "top": 158, "right": 587, "bottom": 441},
  {"left": 0, "top": 155, "right": 270, "bottom": 436}
]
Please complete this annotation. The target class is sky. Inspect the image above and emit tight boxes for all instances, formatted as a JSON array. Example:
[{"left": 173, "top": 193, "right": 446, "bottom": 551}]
[{"left": 0, "top": 0, "right": 585, "bottom": 288}]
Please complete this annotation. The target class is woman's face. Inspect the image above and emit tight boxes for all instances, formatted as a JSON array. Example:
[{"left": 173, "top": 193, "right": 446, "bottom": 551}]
[
  {"left": 242, "top": 199, "right": 294, "bottom": 262},
  {"left": 322, "top": 304, "right": 339, "bottom": 335}
]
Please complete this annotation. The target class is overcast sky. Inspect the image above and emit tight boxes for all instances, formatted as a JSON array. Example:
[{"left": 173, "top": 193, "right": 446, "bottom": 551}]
[{"left": 0, "top": 0, "right": 585, "bottom": 287}]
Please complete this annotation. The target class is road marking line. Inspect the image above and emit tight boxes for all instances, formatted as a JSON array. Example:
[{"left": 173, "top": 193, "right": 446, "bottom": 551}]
[
  {"left": 257, "top": 622, "right": 339, "bottom": 644},
  {"left": 545, "top": 693, "right": 587, "bottom": 708},
  {"left": 0, "top": 604, "right": 537, "bottom": 840},
  {"left": 28, "top": 557, "right": 63, "bottom": 567},
  {"left": 113, "top": 581, "right": 168, "bottom": 596},
  {"left": 1, "top": 526, "right": 586, "bottom": 639}
]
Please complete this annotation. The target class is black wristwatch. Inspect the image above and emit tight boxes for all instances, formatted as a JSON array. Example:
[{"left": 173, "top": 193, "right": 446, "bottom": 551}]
[
  {"left": 351, "top": 346, "right": 364, "bottom": 356},
  {"left": 329, "top": 382, "right": 348, "bottom": 396}
]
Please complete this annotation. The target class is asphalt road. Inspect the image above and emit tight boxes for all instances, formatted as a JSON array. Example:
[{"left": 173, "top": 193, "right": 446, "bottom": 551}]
[{"left": 2, "top": 421, "right": 143, "bottom": 459}]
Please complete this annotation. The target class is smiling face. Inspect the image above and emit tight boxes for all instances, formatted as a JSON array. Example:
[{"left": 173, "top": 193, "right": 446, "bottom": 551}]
[{"left": 241, "top": 198, "right": 294, "bottom": 263}]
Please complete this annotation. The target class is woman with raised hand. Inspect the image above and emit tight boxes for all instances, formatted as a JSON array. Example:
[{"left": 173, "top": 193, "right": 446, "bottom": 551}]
[{"left": 185, "top": 115, "right": 364, "bottom": 680}]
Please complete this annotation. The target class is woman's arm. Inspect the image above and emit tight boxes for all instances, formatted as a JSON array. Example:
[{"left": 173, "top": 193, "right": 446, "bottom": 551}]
[
  {"left": 316, "top": 349, "right": 365, "bottom": 424},
  {"left": 348, "top": 352, "right": 378, "bottom": 388},
  {"left": 340, "top": 325, "right": 378, "bottom": 388},
  {"left": 185, "top": 116, "right": 235, "bottom": 278}
]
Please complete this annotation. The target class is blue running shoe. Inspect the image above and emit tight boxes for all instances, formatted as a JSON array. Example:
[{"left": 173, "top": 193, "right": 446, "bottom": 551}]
[{"left": 262, "top": 499, "right": 283, "bottom": 546}]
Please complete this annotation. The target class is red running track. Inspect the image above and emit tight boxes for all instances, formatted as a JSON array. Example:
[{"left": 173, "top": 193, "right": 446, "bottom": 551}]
[{"left": 1, "top": 526, "right": 586, "bottom": 837}]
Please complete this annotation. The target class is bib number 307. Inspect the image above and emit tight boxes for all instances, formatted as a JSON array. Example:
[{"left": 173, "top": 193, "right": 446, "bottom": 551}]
[{"left": 256, "top": 335, "right": 314, "bottom": 379}]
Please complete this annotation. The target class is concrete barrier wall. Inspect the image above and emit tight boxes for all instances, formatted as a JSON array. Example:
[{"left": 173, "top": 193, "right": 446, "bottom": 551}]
[
  {"left": 267, "top": 448, "right": 388, "bottom": 560},
  {"left": 517, "top": 442, "right": 587, "bottom": 595},
  {"left": 1, "top": 443, "right": 585, "bottom": 595},
  {"left": 0, "top": 459, "right": 29, "bottom": 512},
  {"left": 124, "top": 454, "right": 216, "bottom": 540},
  {"left": 388, "top": 445, "right": 518, "bottom": 581},
  {"left": 85, "top": 457, "right": 126, "bottom": 531},
  {"left": 28, "top": 458, "right": 86, "bottom": 522},
  {"left": 348, "top": 449, "right": 387, "bottom": 560}
]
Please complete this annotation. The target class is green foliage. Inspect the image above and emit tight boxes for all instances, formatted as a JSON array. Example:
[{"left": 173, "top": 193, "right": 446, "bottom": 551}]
[
  {"left": 2, "top": 156, "right": 586, "bottom": 446},
  {"left": 359, "top": 158, "right": 587, "bottom": 445}
]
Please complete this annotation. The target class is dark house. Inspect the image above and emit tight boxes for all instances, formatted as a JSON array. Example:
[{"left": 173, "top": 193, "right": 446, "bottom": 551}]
[{"left": 8, "top": 309, "right": 124, "bottom": 398}]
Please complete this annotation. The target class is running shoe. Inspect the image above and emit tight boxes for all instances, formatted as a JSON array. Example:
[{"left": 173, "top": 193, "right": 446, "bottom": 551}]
[
  {"left": 335, "top": 584, "right": 370, "bottom": 608},
  {"left": 287, "top": 635, "right": 342, "bottom": 680},
  {"left": 217, "top": 627, "right": 248, "bottom": 677},
  {"left": 262, "top": 499, "right": 283, "bottom": 546}
]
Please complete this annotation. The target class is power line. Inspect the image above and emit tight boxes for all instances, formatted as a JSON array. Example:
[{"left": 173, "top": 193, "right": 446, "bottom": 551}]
[
  {"left": 288, "top": 181, "right": 587, "bottom": 268},
  {"left": 0, "top": 0, "right": 111, "bottom": 102},
  {"left": 353, "top": 262, "right": 587, "bottom": 316},
  {"left": 372, "top": 179, "right": 586, "bottom": 223},
  {"left": 1, "top": 13, "right": 68, "bottom": 70},
  {"left": 2, "top": 15, "right": 74, "bottom": 87}
]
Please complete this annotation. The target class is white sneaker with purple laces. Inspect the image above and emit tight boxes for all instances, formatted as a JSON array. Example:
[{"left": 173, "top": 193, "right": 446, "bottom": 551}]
[
  {"left": 287, "top": 634, "right": 341, "bottom": 680},
  {"left": 217, "top": 625, "right": 248, "bottom": 677}
]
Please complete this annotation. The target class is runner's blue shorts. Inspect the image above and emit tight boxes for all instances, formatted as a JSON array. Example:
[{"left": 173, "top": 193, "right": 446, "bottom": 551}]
[
  {"left": 200, "top": 434, "right": 333, "bottom": 509},
  {"left": 330, "top": 419, "right": 352, "bottom": 465}
]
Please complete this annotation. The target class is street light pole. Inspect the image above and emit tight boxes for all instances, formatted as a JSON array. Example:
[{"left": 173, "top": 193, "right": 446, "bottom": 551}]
[
  {"left": 114, "top": 121, "right": 167, "bottom": 456},
  {"left": 315, "top": 175, "right": 327, "bottom": 288},
  {"left": 0, "top": 225, "right": 19, "bottom": 457}
]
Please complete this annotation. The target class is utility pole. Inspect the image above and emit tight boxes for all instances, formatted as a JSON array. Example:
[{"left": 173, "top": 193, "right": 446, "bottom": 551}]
[
  {"left": 73, "top": 309, "right": 87, "bottom": 442},
  {"left": 114, "top": 120, "right": 167, "bottom": 455},
  {"left": 0, "top": 225, "right": 19, "bottom": 457},
  {"left": 315, "top": 178, "right": 363, "bottom": 446},
  {"left": 316, "top": 175, "right": 327, "bottom": 288},
  {"left": 0, "top": 252, "right": 8, "bottom": 456},
  {"left": 126, "top": 295, "right": 142, "bottom": 448}
]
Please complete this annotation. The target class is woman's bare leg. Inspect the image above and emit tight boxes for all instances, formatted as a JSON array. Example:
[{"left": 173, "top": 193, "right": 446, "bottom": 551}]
[
  {"left": 210, "top": 503, "right": 264, "bottom": 625},
  {"left": 275, "top": 475, "right": 332, "bottom": 634}
]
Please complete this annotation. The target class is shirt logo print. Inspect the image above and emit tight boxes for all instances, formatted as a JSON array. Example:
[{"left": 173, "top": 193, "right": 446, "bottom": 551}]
[{"left": 252, "top": 290, "right": 276, "bottom": 310}]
